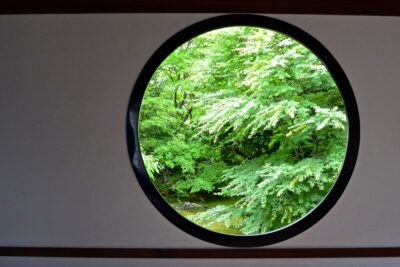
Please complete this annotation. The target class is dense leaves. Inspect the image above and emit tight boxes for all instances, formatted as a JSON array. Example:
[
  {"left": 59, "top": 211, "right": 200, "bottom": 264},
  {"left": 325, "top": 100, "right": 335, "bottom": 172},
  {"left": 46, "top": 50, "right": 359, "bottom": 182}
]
[{"left": 138, "top": 26, "right": 348, "bottom": 234}]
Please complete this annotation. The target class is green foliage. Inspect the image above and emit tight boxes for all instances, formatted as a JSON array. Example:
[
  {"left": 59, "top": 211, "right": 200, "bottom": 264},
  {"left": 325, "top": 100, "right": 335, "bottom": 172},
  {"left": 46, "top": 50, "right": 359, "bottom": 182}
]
[
  {"left": 138, "top": 26, "right": 348, "bottom": 234},
  {"left": 141, "top": 151, "right": 161, "bottom": 180},
  {"left": 175, "top": 162, "right": 228, "bottom": 196}
]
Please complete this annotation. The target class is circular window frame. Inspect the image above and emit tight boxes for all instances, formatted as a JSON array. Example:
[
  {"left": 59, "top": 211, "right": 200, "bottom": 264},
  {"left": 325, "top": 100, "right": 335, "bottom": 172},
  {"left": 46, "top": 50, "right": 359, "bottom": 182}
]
[{"left": 126, "top": 14, "right": 360, "bottom": 247}]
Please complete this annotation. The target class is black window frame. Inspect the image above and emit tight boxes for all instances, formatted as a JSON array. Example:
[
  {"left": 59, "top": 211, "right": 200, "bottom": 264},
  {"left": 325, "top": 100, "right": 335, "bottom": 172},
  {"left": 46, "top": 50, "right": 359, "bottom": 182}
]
[{"left": 126, "top": 14, "right": 360, "bottom": 247}]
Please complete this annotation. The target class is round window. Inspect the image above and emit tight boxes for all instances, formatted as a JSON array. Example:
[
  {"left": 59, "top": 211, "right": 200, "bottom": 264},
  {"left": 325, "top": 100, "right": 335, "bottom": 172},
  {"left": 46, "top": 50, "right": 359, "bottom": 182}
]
[{"left": 127, "top": 14, "right": 359, "bottom": 247}]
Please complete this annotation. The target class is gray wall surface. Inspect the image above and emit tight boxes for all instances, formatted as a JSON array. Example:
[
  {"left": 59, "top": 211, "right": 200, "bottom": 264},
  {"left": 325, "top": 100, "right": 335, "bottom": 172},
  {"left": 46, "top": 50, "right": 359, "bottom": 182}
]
[{"left": 0, "top": 13, "right": 399, "bottom": 266}]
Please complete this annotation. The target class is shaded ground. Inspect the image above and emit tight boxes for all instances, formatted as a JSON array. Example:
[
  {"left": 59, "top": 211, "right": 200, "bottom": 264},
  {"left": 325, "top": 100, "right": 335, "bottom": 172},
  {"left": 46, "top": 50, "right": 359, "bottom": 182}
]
[{"left": 174, "top": 198, "right": 243, "bottom": 235}]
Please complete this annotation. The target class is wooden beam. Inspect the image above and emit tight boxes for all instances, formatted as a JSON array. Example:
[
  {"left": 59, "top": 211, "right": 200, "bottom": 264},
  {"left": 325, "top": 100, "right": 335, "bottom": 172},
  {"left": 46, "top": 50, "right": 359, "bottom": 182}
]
[
  {"left": 1, "top": 247, "right": 400, "bottom": 258},
  {"left": 1, "top": 0, "right": 400, "bottom": 15}
]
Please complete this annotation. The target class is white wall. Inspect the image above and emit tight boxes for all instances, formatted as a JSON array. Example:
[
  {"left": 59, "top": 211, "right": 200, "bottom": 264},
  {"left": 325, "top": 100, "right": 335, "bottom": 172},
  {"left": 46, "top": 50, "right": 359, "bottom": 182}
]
[{"left": 0, "top": 14, "right": 399, "bottom": 265}]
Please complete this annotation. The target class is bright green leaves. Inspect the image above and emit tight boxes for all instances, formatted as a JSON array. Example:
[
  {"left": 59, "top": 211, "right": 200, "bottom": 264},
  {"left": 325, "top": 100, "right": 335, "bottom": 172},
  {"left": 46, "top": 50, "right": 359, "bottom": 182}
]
[
  {"left": 141, "top": 152, "right": 161, "bottom": 180},
  {"left": 152, "top": 134, "right": 206, "bottom": 174},
  {"left": 287, "top": 106, "right": 347, "bottom": 137},
  {"left": 139, "top": 26, "right": 348, "bottom": 235}
]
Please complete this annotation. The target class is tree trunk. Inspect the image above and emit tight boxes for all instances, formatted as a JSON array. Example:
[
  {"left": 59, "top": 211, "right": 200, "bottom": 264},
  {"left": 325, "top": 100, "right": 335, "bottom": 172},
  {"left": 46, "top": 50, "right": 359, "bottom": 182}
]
[{"left": 162, "top": 169, "right": 169, "bottom": 183}]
